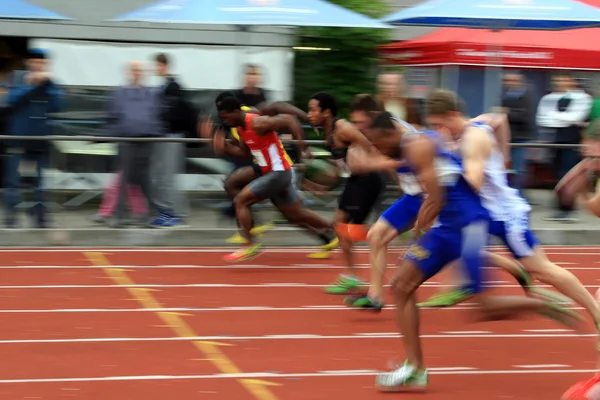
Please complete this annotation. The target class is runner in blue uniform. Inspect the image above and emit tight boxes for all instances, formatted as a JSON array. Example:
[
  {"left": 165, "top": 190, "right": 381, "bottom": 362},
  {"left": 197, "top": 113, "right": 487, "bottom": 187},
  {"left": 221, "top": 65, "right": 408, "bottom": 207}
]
[
  {"left": 351, "top": 113, "right": 580, "bottom": 392},
  {"left": 343, "top": 112, "right": 546, "bottom": 312}
]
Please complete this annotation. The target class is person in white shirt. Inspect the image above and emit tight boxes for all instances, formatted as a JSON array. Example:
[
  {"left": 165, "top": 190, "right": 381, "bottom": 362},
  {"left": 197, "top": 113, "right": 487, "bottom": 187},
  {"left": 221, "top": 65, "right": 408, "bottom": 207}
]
[{"left": 536, "top": 72, "right": 592, "bottom": 221}]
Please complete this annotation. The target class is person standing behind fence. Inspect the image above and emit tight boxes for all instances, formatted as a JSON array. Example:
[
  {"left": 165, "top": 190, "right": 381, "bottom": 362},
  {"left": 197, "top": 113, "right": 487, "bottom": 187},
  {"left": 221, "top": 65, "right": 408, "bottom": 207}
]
[
  {"left": 150, "top": 53, "right": 188, "bottom": 228},
  {"left": 107, "top": 60, "right": 167, "bottom": 228},
  {"left": 500, "top": 72, "right": 534, "bottom": 197},
  {"left": 4, "top": 48, "right": 62, "bottom": 228},
  {"left": 537, "top": 72, "right": 592, "bottom": 222}
]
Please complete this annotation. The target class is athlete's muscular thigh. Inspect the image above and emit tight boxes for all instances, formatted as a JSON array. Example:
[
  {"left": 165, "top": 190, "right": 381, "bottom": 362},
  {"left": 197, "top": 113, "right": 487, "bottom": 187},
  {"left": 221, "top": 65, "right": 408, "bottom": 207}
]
[
  {"left": 368, "top": 219, "right": 399, "bottom": 246},
  {"left": 390, "top": 259, "right": 425, "bottom": 298}
]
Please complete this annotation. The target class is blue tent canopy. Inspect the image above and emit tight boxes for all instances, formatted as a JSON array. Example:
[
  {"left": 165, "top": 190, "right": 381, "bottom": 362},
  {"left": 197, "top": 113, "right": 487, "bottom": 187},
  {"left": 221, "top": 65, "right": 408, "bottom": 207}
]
[
  {"left": 0, "top": 0, "right": 72, "bottom": 20},
  {"left": 111, "top": 0, "right": 391, "bottom": 29},
  {"left": 383, "top": 0, "right": 600, "bottom": 30}
]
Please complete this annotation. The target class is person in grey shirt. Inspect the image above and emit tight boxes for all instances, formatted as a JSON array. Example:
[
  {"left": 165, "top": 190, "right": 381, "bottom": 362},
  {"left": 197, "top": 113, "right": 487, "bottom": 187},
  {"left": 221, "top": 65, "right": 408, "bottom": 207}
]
[{"left": 106, "top": 60, "right": 168, "bottom": 228}]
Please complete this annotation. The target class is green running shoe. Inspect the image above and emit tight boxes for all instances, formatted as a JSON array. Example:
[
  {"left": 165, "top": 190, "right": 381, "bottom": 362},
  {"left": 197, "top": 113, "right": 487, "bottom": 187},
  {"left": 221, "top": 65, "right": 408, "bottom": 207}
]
[
  {"left": 417, "top": 288, "right": 474, "bottom": 308},
  {"left": 324, "top": 275, "right": 364, "bottom": 295},
  {"left": 343, "top": 294, "right": 384, "bottom": 312},
  {"left": 537, "top": 301, "right": 584, "bottom": 330}
]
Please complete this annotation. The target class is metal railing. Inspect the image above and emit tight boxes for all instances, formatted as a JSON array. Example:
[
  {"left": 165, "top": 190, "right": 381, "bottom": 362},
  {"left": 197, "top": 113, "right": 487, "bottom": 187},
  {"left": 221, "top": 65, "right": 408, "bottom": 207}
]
[
  {"left": 0, "top": 135, "right": 587, "bottom": 149},
  {"left": 0, "top": 133, "right": 585, "bottom": 233}
]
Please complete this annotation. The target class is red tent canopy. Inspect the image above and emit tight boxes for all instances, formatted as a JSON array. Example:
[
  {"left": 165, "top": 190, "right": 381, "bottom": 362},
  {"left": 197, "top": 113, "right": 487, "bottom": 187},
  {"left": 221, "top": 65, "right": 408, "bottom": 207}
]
[{"left": 380, "top": 0, "right": 600, "bottom": 70}]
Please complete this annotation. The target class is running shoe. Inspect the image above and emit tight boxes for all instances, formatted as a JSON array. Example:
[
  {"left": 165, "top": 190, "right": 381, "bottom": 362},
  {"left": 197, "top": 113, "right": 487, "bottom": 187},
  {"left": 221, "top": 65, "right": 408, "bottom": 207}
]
[
  {"left": 528, "top": 287, "right": 574, "bottom": 306},
  {"left": 417, "top": 288, "right": 474, "bottom": 308},
  {"left": 343, "top": 294, "right": 384, "bottom": 312},
  {"left": 307, "top": 237, "right": 339, "bottom": 259},
  {"left": 324, "top": 275, "right": 364, "bottom": 294},
  {"left": 375, "top": 360, "right": 428, "bottom": 392},
  {"left": 223, "top": 244, "right": 262, "bottom": 263},
  {"left": 225, "top": 223, "right": 274, "bottom": 245},
  {"left": 537, "top": 301, "right": 584, "bottom": 331},
  {"left": 596, "top": 322, "right": 600, "bottom": 352}
]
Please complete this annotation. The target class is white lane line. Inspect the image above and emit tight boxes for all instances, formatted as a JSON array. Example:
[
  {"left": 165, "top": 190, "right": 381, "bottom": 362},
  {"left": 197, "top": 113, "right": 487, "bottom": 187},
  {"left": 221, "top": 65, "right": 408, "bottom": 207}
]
[
  {"left": 0, "top": 249, "right": 596, "bottom": 256},
  {"left": 0, "top": 332, "right": 590, "bottom": 345},
  {"left": 0, "top": 282, "right": 598, "bottom": 289},
  {"left": 441, "top": 331, "right": 492, "bottom": 334},
  {"left": 523, "top": 329, "right": 573, "bottom": 333},
  {"left": 513, "top": 364, "right": 571, "bottom": 369},
  {"left": 0, "top": 368, "right": 596, "bottom": 383},
  {"left": 0, "top": 263, "right": 593, "bottom": 271},
  {"left": 0, "top": 305, "right": 588, "bottom": 313}
]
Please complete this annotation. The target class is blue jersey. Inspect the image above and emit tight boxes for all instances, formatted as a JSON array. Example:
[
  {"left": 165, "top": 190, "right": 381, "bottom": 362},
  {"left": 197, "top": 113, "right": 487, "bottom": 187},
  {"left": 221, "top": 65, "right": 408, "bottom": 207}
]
[
  {"left": 403, "top": 129, "right": 490, "bottom": 295},
  {"left": 405, "top": 130, "right": 488, "bottom": 229}
]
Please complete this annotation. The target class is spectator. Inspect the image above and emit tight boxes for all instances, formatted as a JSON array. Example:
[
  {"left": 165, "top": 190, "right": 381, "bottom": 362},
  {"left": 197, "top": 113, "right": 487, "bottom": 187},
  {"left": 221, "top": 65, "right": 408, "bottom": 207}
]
[
  {"left": 234, "top": 64, "right": 267, "bottom": 107},
  {"left": 107, "top": 60, "right": 167, "bottom": 228},
  {"left": 537, "top": 72, "right": 592, "bottom": 222},
  {"left": 500, "top": 72, "right": 534, "bottom": 195},
  {"left": 150, "top": 52, "right": 188, "bottom": 228},
  {"left": 3, "top": 48, "right": 62, "bottom": 228},
  {"left": 588, "top": 84, "right": 600, "bottom": 140},
  {"left": 375, "top": 72, "right": 423, "bottom": 128},
  {"left": 92, "top": 171, "right": 147, "bottom": 224}
]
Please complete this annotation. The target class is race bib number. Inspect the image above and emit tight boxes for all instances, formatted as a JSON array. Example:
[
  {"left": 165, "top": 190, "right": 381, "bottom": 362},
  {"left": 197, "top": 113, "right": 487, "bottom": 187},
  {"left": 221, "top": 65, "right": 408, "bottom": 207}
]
[{"left": 251, "top": 150, "right": 268, "bottom": 167}]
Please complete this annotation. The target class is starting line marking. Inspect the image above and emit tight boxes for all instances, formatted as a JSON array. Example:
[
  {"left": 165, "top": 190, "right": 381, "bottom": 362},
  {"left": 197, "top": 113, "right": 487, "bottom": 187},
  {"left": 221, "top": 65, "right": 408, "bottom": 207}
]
[
  {"left": 0, "top": 368, "right": 597, "bottom": 384},
  {"left": 0, "top": 332, "right": 589, "bottom": 345}
]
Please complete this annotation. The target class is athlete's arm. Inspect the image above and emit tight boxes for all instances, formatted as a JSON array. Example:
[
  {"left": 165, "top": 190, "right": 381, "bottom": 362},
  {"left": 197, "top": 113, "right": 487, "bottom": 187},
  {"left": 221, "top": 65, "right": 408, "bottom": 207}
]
[
  {"left": 461, "top": 127, "right": 492, "bottom": 192},
  {"left": 251, "top": 114, "right": 306, "bottom": 155},
  {"left": 336, "top": 120, "right": 378, "bottom": 154},
  {"left": 408, "top": 137, "right": 443, "bottom": 232},
  {"left": 472, "top": 113, "right": 511, "bottom": 164},
  {"left": 257, "top": 101, "right": 309, "bottom": 123},
  {"left": 345, "top": 145, "right": 401, "bottom": 174},
  {"left": 214, "top": 130, "right": 250, "bottom": 159}
]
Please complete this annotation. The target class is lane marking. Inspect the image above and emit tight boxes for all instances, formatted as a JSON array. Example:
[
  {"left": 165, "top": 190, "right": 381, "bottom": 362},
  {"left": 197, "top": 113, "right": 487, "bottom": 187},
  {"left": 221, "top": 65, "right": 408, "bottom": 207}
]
[
  {"left": 1, "top": 282, "right": 599, "bottom": 290},
  {"left": 442, "top": 331, "right": 492, "bottom": 334},
  {"left": 84, "top": 252, "right": 280, "bottom": 400},
  {"left": 0, "top": 245, "right": 596, "bottom": 253},
  {"left": 0, "top": 304, "right": 589, "bottom": 313},
  {"left": 0, "top": 263, "right": 592, "bottom": 271},
  {"left": 0, "top": 368, "right": 597, "bottom": 384},
  {"left": 0, "top": 332, "right": 590, "bottom": 345},
  {"left": 513, "top": 364, "right": 571, "bottom": 369},
  {"left": 523, "top": 329, "right": 572, "bottom": 333}
]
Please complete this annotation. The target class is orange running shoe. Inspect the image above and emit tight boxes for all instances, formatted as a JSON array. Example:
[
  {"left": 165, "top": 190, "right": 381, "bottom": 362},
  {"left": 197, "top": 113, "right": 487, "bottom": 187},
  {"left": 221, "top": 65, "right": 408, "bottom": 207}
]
[{"left": 223, "top": 244, "right": 261, "bottom": 263}]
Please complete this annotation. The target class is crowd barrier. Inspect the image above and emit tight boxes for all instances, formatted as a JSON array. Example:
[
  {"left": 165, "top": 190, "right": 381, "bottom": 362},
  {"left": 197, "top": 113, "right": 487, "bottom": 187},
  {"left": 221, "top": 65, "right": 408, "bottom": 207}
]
[{"left": 0, "top": 133, "right": 585, "bottom": 226}]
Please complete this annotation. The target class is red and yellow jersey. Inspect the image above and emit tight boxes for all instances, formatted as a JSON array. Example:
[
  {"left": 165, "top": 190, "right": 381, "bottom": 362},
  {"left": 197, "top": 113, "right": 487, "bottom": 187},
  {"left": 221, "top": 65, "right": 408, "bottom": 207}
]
[
  {"left": 230, "top": 106, "right": 293, "bottom": 167},
  {"left": 236, "top": 113, "right": 292, "bottom": 175}
]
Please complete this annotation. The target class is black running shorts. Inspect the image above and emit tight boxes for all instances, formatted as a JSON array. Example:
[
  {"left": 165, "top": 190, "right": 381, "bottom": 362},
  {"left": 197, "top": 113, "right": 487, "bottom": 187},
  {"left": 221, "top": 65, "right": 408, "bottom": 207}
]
[{"left": 338, "top": 172, "right": 386, "bottom": 224}]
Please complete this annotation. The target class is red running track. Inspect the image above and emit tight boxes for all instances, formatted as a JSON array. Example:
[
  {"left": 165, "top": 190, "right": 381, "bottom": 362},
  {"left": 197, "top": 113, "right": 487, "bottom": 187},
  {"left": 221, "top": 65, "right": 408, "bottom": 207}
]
[{"left": 0, "top": 246, "right": 599, "bottom": 399}]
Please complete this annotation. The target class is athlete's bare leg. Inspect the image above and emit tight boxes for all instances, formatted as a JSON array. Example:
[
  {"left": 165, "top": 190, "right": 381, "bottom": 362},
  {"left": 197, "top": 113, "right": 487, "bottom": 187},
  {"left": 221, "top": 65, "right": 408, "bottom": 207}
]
[
  {"left": 519, "top": 246, "right": 600, "bottom": 326},
  {"left": 278, "top": 201, "right": 335, "bottom": 235},
  {"left": 231, "top": 185, "right": 260, "bottom": 244},
  {"left": 336, "top": 209, "right": 359, "bottom": 277},
  {"left": 366, "top": 219, "right": 404, "bottom": 301}
]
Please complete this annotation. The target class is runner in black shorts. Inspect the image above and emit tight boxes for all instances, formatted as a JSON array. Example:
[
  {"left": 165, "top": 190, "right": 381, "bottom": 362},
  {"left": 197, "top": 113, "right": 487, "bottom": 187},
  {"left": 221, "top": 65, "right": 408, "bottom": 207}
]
[{"left": 307, "top": 92, "right": 385, "bottom": 294}]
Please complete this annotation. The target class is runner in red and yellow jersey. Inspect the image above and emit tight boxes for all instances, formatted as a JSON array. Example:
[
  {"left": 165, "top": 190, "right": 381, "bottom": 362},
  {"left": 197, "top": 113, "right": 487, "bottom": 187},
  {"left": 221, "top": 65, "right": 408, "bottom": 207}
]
[{"left": 213, "top": 95, "right": 337, "bottom": 262}]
